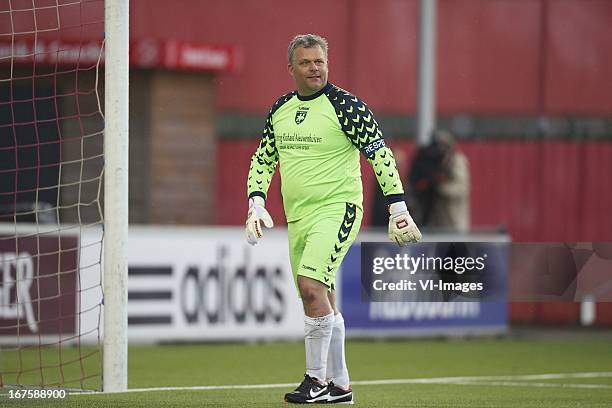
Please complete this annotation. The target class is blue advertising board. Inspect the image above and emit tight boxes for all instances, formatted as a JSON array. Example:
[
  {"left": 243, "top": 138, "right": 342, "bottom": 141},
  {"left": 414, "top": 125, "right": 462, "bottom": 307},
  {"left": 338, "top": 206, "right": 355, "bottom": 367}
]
[{"left": 339, "top": 242, "right": 508, "bottom": 337}]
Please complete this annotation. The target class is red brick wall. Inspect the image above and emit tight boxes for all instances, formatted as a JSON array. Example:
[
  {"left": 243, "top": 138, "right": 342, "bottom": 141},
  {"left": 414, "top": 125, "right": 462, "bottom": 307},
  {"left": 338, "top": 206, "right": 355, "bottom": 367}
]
[{"left": 148, "top": 72, "right": 216, "bottom": 224}]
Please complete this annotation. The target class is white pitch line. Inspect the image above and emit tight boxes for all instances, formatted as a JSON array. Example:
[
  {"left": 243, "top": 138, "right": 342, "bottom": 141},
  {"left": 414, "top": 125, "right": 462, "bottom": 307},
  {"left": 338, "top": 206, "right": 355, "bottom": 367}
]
[
  {"left": 343, "top": 372, "right": 612, "bottom": 386},
  {"left": 450, "top": 381, "right": 612, "bottom": 390},
  {"left": 474, "top": 372, "right": 612, "bottom": 381},
  {"left": 63, "top": 371, "right": 612, "bottom": 395},
  {"left": 2, "top": 380, "right": 610, "bottom": 398}
]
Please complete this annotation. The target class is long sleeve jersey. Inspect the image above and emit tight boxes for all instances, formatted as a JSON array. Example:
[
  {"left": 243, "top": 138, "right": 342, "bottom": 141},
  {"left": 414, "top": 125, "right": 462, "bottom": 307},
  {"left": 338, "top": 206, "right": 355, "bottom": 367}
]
[{"left": 247, "top": 82, "right": 404, "bottom": 222}]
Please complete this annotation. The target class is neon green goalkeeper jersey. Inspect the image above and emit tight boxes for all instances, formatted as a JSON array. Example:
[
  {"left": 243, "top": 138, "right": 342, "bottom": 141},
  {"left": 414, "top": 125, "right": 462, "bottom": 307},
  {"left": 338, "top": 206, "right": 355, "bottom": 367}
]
[{"left": 247, "top": 82, "right": 404, "bottom": 222}]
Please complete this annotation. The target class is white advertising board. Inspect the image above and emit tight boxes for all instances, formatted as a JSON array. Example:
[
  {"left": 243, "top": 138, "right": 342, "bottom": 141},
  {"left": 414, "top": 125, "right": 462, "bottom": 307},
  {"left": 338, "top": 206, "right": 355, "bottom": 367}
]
[{"left": 125, "top": 226, "right": 304, "bottom": 342}]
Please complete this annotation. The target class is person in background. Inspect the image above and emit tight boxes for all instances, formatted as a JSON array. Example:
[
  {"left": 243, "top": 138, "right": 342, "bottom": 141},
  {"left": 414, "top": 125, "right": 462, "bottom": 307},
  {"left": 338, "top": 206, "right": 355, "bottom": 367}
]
[{"left": 408, "top": 130, "right": 470, "bottom": 233}]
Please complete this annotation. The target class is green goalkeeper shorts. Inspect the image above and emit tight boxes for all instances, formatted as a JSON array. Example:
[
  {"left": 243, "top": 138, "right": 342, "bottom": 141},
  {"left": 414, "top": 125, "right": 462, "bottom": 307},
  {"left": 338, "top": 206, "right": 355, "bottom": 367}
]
[{"left": 287, "top": 202, "right": 362, "bottom": 291}]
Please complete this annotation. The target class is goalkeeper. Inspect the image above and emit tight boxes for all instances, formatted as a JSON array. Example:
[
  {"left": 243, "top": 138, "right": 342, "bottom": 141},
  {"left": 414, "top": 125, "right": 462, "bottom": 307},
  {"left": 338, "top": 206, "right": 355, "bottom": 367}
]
[{"left": 245, "top": 34, "right": 421, "bottom": 404}]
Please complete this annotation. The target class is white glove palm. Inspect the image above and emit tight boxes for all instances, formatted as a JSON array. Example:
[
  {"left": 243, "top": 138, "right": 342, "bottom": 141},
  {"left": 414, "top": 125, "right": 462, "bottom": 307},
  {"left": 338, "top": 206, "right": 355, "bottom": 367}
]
[
  {"left": 246, "top": 196, "right": 274, "bottom": 245},
  {"left": 388, "top": 202, "right": 422, "bottom": 246}
]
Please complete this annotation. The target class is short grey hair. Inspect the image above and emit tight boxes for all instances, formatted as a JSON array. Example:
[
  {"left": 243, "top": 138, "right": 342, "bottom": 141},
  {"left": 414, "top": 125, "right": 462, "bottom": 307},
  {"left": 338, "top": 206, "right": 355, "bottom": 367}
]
[{"left": 287, "top": 34, "right": 328, "bottom": 63}]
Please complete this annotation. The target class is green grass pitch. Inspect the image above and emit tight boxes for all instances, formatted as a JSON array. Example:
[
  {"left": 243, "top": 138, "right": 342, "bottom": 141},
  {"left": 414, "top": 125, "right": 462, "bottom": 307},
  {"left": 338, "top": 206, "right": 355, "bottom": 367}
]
[{"left": 1, "top": 335, "right": 612, "bottom": 407}]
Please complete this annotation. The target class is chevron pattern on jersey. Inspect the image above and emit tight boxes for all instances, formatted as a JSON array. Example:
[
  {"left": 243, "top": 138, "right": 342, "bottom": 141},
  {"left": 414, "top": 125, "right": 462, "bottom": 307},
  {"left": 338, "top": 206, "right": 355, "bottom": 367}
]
[
  {"left": 247, "top": 91, "right": 295, "bottom": 198},
  {"left": 370, "top": 145, "right": 402, "bottom": 194},
  {"left": 325, "top": 84, "right": 404, "bottom": 198},
  {"left": 325, "top": 85, "right": 383, "bottom": 154}
]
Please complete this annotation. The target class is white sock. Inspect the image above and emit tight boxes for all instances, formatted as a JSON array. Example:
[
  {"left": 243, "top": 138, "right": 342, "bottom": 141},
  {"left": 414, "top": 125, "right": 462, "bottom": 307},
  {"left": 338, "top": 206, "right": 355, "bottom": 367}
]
[
  {"left": 304, "top": 311, "right": 335, "bottom": 382},
  {"left": 326, "top": 313, "right": 350, "bottom": 389}
]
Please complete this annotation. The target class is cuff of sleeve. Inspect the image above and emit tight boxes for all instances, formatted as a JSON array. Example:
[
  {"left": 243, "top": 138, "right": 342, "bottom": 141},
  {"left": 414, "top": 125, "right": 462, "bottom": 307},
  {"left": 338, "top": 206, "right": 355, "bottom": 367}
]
[
  {"left": 248, "top": 191, "right": 267, "bottom": 201},
  {"left": 384, "top": 193, "right": 404, "bottom": 206}
]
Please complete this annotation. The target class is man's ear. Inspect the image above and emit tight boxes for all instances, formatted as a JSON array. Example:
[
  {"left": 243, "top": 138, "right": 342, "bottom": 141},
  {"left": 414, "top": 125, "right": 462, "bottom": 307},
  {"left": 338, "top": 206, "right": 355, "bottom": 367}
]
[{"left": 287, "top": 63, "right": 294, "bottom": 77}]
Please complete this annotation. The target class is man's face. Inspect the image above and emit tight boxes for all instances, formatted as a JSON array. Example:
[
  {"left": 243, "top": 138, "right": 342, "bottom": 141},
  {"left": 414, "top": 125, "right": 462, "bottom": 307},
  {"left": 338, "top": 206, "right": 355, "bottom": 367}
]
[{"left": 288, "top": 45, "right": 328, "bottom": 96}]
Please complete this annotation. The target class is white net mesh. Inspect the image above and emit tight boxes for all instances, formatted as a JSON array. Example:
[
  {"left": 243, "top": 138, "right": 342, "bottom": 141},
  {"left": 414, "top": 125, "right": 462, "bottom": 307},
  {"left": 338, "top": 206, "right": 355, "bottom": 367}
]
[{"left": 0, "top": 0, "right": 104, "bottom": 391}]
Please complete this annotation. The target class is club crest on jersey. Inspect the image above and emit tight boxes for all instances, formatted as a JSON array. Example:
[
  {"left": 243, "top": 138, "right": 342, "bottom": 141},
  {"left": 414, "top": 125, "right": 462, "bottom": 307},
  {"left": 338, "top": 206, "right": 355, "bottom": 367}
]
[{"left": 295, "top": 107, "right": 309, "bottom": 125}]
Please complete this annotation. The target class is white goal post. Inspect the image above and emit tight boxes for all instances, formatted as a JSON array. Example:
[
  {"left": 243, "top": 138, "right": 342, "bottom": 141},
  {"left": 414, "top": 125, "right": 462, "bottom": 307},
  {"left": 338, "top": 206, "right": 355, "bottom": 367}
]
[{"left": 103, "top": 0, "right": 129, "bottom": 393}]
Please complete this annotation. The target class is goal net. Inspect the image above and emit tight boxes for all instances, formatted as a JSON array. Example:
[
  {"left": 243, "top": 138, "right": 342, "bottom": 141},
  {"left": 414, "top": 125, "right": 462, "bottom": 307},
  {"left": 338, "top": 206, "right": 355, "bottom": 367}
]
[{"left": 0, "top": 0, "right": 105, "bottom": 391}]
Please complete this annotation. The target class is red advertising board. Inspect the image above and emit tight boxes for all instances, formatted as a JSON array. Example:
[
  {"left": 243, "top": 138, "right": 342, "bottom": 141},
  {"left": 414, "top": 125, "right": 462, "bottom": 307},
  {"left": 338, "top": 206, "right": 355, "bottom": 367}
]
[{"left": 0, "top": 234, "right": 78, "bottom": 336}]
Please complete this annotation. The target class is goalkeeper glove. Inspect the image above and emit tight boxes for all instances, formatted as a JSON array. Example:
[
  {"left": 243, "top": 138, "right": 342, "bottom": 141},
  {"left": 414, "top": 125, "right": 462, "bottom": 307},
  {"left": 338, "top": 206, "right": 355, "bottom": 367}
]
[
  {"left": 245, "top": 196, "right": 274, "bottom": 246},
  {"left": 388, "top": 201, "right": 422, "bottom": 246}
]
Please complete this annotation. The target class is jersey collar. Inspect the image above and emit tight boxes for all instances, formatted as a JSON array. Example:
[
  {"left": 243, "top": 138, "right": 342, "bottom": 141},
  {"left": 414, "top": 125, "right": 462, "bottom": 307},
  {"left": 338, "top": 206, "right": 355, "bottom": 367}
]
[{"left": 296, "top": 82, "right": 332, "bottom": 101}]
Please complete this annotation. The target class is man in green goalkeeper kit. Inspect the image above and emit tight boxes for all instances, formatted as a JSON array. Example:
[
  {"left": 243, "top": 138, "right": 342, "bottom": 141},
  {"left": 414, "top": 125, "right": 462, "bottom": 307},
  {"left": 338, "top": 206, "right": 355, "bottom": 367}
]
[{"left": 245, "top": 34, "right": 421, "bottom": 404}]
